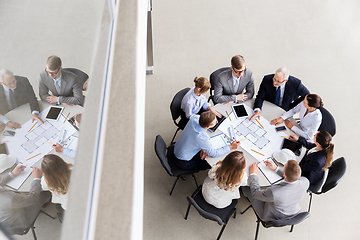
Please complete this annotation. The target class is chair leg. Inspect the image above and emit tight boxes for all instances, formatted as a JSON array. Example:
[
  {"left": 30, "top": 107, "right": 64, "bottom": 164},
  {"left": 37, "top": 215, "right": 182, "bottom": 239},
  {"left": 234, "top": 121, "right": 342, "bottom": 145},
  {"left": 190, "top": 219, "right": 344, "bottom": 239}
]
[
  {"left": 240, "top": 205, "right": 252, "bottom": 214},
  {"left": 255, "top": 219, "right": 260, "bottom": 240},
  {"left": 192, "top": 174, "right": 198, "bottom": 188},
  {"left": 170, "top": 128, "right": 181, "bottom": 145},
  {"left": 217, "top": 223, "right": 227, "bottom": 240},
  {"left": 308, "top": 192, "right": 313, "bottom": 212},
  {"left": 290, "top": 225, "right": 295, "bottom": 232},
  {"left": 31, "top": 226, "right": 37, "bottom": 240},
  {"left": 40, "top": 210, "right": 56, "bottom": 219},
  {"left": 170, "top": 177, "right": 180, "bottom": 195},
  {"left": 233, "top": 210, "right": 237, "bottom": 219},
  {"left": 184, "top": 203, "right": 191, "bottom": 220}
]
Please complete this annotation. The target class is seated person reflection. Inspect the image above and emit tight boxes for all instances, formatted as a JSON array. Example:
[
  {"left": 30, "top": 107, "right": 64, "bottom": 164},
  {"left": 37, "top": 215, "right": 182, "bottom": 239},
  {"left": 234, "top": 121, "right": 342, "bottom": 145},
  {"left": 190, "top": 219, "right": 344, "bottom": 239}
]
[
  {"left": 174, "top": 111, "right": 240, "bottom": 171},
  {"left": 52, "top": 113, "right": 81, "bottom": 158},
  {"left": 242, "top": 159, "right": 309, "bottom": 222},
  {"left": 0, "top": 69, "right": 43, "bottom": 127},
  {"left": 41, "top": 154, "right": 72, "bottom": 210},
  {"left": 214, "top": 55, "right": 255, "bottom": 104},
  {"left": 270, "top": 94, "right": 323, "bottom": 140},
  {"left": 202, "top": 151, "right": 248, "bottom": 208},
  {"left": 0, "top": 161, "right": 50, "bottom": 233},
  {"left": 39, "top": 55, "right": 84, "bottom": 106},
  {"left": 290, "top": 130, "right": 334, "bottom": 185},
  {"left": 250, "top": 67, "right": 309, "bottom": 121},
  {"left": 181, "top": 77, "right": 221, "bottom": 119}
]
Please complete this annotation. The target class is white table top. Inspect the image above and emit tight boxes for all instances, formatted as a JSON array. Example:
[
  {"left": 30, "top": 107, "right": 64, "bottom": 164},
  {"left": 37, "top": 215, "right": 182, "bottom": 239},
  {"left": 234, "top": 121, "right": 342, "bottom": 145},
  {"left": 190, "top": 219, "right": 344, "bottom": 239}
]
[
  {"left": 1, "top": 101, "right": 82, "bottom": 192},
  {"left": 207, "top": 99, "right": 305, "bottom": 186}
]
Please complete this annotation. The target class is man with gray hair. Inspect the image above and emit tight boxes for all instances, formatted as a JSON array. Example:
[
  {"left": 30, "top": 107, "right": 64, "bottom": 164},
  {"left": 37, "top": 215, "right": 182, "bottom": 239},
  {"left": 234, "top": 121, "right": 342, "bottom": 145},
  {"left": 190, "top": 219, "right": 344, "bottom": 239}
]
[
  {"left": 250, "top": 67, "right": 309, "bottom": 121},
  {"left": 0, "top": 69, "right": 43, "bottom": 129}
]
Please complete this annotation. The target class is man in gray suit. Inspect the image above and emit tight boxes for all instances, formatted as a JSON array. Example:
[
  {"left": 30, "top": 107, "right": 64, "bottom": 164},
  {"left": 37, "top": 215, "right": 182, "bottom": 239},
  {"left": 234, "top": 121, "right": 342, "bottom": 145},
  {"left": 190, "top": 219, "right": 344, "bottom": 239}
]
[
  {"left": 242, "top": 160, "right": 309, "bottom": 222},
  {"left": 0, "top": 164, "right": 50, "bottom": 233},
  {"left": 39, "top": 55, "right": 84, "bottom": 106},
  {"left": 214, "top": 55, "right": 255, "bottom": 104}
]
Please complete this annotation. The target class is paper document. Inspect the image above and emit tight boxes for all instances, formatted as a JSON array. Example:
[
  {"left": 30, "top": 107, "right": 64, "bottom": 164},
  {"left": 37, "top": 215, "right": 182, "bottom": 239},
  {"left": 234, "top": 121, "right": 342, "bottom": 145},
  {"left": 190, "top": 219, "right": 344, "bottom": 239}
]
[
  {"left": 209, "top": 133, "right": 229, "bottom": 149},
  {"left": 6, "top": 163, "right": 32, "bottom": 190},
  {"left": 258, "top": 158, "right": 283, "bottom": 185}
]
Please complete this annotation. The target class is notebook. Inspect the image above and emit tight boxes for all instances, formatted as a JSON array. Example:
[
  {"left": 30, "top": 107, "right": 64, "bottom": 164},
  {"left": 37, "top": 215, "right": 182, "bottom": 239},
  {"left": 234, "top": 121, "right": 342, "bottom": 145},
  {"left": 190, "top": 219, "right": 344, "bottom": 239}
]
[{"left": 258, "top": 157, "right": 283, "bottom": 185}]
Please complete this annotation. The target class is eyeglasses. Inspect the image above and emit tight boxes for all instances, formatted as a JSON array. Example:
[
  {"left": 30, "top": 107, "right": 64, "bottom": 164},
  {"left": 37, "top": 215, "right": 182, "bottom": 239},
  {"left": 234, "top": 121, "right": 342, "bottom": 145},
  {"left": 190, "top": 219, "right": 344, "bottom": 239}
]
[
  {"left": 1, "top": 79, "right": 16, "bottom": 87},
  {"left": 272, "top": 77, "right": 286, "bottom": 84},
  {"left": 45, "top": 68, "right": 60, "bottom": 77},
  {"left": 233, "top": 68, "right": 246, "bottom": 75}
]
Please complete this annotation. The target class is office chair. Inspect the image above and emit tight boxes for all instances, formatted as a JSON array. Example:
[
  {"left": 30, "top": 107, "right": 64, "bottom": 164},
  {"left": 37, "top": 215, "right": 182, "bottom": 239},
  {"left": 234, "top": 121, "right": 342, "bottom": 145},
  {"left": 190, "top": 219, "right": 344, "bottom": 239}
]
[
  {"left": 318, "top": 107, "right": 336, "bottom": 136},
  {"left": 169, "top": 87, "right": 190, "bottom": 145},
  {"left": 307, "top": 157, "right": 346, "bottom": 212},
  {"left": 208, "top": 67, "right": 231, "bottom": 104},
  {"left": 63, "top": 68, "right": 89, "bottom": 90},
  {"left": 185, "top": 185, "right": 237, "bottom": 240},
  {"left": 154, "top": 135, "right": 198, "bottom": 195},
  {"left": 241, "top": 205, "right": 309, "bottom": 240}
]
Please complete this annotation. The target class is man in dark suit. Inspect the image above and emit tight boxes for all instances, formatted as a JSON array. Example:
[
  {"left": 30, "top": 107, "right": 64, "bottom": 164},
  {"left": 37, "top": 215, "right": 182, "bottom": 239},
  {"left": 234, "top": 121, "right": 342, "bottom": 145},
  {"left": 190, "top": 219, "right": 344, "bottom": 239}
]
[
  {"left": 214, "top": 55, "right": 254, "bottom": 104},
  {"left": 250, "top": 67, "right": 309, "bottom": 121},
  {"left": 0, "top": 69, "right": 43, "bottom": 128},
  {"left": 39, "top": 55, "right": 84, "bottom": 106}
]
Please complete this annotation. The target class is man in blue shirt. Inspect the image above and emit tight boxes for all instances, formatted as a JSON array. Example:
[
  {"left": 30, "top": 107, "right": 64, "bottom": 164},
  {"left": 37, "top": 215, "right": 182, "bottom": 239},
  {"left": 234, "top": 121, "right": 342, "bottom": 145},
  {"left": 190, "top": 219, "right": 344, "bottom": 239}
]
[{"left": 174, "top": 111, "right": 240, "bottom": 170}]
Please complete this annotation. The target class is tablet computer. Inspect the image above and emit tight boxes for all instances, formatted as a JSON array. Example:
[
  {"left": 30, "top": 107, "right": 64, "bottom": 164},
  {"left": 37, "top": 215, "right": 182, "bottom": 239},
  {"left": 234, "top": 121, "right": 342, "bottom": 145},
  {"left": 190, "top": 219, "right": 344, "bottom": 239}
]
[
  {"left": 208, "top": 114, "right": 226, "bottom": 133},
  {"left": 282, "top": 138, "right": 302, "bottom": 156},
  {"left": 45, "top": 106, "right": 64, "bottom": 121},
  {"left": 0, "top": 143, "right": 8, "bottom": 154},
  {"left": 231, "top": 104, "right": 248, "bottom": 118}
]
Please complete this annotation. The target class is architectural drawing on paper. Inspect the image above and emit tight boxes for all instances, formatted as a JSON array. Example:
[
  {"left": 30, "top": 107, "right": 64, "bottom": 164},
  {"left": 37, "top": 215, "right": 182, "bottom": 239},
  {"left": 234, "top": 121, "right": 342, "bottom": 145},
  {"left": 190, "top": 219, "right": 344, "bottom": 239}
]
[{"left": 234, "top": 118, "right": 270, "bottom": 149}]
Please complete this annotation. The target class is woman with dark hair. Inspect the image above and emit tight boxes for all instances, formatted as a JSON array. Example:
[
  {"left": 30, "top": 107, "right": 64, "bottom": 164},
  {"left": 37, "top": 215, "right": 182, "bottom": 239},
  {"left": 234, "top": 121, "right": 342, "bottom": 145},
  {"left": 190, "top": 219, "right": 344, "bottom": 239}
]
[
  {"left": 271, "top": 94, "right": 323, "bottom": 140},
  {"left": 202, "top": 151, "right": 247, "bottom": 208},
  {"left": 290, "top": 130, "right": 334, "bottom": 185},
  {"left": 40, "top": 154, "right": 72, "bottom": 210}
]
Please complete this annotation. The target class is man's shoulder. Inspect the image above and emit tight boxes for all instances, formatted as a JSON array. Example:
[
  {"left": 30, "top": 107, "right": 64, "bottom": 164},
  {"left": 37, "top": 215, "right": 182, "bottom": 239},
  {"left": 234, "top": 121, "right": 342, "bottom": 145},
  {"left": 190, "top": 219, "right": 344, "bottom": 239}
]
[
  {"left": 61, "top": 70, "right": 78, "bottom": 81},
  {"left": 14, "top": 75, "right": 29, "bottom": 83},
  {"left": 217, "top": 69, "right": 232, "bottom": 80},
  {"left": 287, "top": 75, "right": 302, "bottom": 84}
]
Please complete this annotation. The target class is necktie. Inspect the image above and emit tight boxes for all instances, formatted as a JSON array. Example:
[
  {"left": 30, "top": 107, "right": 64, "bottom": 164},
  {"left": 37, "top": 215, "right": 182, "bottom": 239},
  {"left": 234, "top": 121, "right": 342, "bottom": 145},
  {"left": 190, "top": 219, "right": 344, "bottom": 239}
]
[
  {"left": 9, "top": 89, "right": 17, "bottom": 110},
  {"left": 274, "top": 87, "right": 280, "bottom": 106},
  {"left": 234, "top": 78, "right": 239, "bottom": 92},
  {"left": 55, "top": 79, "right": 61, "bottom": 93}
]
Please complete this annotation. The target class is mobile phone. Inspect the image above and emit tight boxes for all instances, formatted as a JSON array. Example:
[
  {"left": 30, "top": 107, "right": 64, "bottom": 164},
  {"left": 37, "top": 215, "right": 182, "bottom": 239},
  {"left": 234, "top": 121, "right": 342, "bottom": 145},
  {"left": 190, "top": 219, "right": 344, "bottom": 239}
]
[
  {"left": 3, "top": 130, "right": 16, "bottom": 136},
  {"left": 275, "top": 126, "right": 286, "bottom": 132}
]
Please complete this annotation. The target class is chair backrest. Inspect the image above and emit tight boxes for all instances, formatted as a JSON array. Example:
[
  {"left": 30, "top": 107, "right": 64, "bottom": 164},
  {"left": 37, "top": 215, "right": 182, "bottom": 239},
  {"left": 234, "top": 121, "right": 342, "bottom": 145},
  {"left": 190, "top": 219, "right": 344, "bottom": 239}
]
[
  {"left": 63, "top": 68, "right": 89, "bottom": 90},
  {"left": 264, "top": 212, "right": 310, "bottom": 228},
  {"left": 321, "top": 157, "right": 346, "bottom": 193},
  {"left": 170, "top": 88, "right": 190, "bottom": 122},
  {"left": 154, "top": 135, "right": 173, "bottom": 177},
  {"left": 187, "top": 196, "right": 224, "bottom": 225},
  {"left": 318, "top": 107, "right": 336, "bottom": 136},
  {"left": 209, "top": 67, "right": 230, "bottom": 103}
]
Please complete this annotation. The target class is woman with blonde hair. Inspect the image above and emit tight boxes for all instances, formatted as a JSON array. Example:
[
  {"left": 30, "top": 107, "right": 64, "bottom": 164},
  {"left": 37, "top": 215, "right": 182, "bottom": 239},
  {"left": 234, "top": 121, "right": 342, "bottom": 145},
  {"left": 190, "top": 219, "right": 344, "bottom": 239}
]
[
  {"left": 41, "top": 154, "right": 72, "bottom": 210},
  {"left": 181, "top": 77, "right": 221, "bottom": 119},
  {"left": 202, "top": 151, "right": 247, "bottom": 208},
  {"left": 290, "top": 130, "right": 334, "bottom": 185}
]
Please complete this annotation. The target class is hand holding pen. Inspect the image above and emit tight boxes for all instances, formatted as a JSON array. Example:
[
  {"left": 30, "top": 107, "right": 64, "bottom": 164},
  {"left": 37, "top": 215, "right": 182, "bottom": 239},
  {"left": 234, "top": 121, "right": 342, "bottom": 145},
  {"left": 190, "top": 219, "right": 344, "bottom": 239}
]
[{"left": 229, "top": 140, "right": 241, "bottom": 150}]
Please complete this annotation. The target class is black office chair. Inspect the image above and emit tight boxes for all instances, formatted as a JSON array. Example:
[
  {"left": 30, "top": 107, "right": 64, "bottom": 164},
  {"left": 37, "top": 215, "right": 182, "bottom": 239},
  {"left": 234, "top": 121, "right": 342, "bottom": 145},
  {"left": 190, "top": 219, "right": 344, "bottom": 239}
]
[
  {"left": 307, "top": 157, "right": 346, "bottom": 212},
  {"left": 241, "top": 205, "right": 309, "bottom": 240},
  {"left": 63, "top": 68, "right": 89, "bottom": 91},
  {"left": 318, "top": 107, "right": 336, "bottom": 136},
  {"left": 154, "top": 135, "right": 199, "bottom": 195},
  {"left": 170, "top": 88, "right": 190, "bottom": 145},
  {"left": 56, "top": 204, "right": 65, "bottom": 223},
  {"left": 208, "top": 67, "right": 231, "bottom": 104},
  {"left": 185, "top": 185, "right": 237, "bottom": 240}
]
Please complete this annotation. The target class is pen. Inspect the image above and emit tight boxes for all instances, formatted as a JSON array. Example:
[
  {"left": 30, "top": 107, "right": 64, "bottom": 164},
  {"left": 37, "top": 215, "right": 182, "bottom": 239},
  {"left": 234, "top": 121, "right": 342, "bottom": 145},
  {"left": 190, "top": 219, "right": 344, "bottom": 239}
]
[
  {"left": 281, "top": 136, "right": 290, "bottom": 139},
  {"left": 251, "top": 149, "right": 265, "bottom": 156},
  {"left": 255, "top": 118, "right": 264, "bottom": 129},
  {"left": 239, "top": 138, "right": 247, "bottom": 142},
  {"left": 225, "top": 111, "right": 232, "bottom": 121},
  {"left": 63, "top": 112, "right": 70, "bottom": 123},
  {"left": 0, "top": 141, "right": 9, "bottom": 143},
  {"left": 28, "top": 122, "right": 37, "bottom": 132},
  {"left": 26, "top": 153, "right": 41, "bottom": 161}
]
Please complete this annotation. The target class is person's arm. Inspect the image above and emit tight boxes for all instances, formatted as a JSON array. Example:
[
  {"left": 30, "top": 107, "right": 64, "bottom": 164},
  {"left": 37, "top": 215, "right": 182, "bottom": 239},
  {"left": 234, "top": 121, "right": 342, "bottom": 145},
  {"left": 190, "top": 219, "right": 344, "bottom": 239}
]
[
  {"left": 288, "top": 80, "right": 310, "bottom": 110},
  {"left": 21, "top": 77, "right": 40, "bottom": 114},
  {"left": 248, "top": 164, "right": 275, "bottom": 202},
  {"left": 291, "top": 135, "right": 316, "bottom": 149},
  {"left": 183, "top": 103, "right": 193, "bottom": 119},
  {"left": 280, "top": 101, "right": 302, "bottom": 120},
  {"left": 39, "top": 73, "right": 51, "bottom": 102},
  {"left": 58, "top": 77, "right": 84, "bottom": 105},
  {"left": 244, "top": 70, "right": 255, "bottom": 100},
  {"left": 253, "top": 76, "right": 269, "bottom": 111},
  {"left": 0, "top": 114, "right": 10, "bottom": 124},
  {"left": 199, "top": 134, "right": 231, "bottom": 158}
]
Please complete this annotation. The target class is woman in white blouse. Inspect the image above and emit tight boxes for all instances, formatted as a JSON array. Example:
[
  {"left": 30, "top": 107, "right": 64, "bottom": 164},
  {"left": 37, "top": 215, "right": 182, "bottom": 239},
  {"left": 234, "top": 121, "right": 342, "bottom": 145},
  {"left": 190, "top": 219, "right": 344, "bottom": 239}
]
[
  {"left": 202, "top": 151, "right": 247, "bottom": 209},
  {"left": 41, "top": 154, "right": 72, "bottom": 210},
  {"left": 181, "top": 77, "right": 221, "bottom": 119},
  {"left": 270, "top": 94, "right": 323, "bottom": 140}
]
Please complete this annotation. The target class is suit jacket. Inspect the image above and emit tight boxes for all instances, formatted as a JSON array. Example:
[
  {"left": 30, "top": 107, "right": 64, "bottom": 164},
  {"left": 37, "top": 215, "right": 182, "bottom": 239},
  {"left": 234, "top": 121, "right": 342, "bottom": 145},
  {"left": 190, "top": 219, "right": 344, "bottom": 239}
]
[
  {"left": 214, "top": 69, "right": 254, "bottom": 103},
  {"left": 298, "top": 136, "right": 326, "bottom": 185},
  {"left": 39, "top": 70, "right": 84, "bottom": 105},
  {"left": 0, "top": 174, "right": 42, "bottom": 231},
  {"left": 0, "top": 76, "right": 40, "bottom": 115},
  {"left": 253, "top": 74, "right": 309, "bottom": 111},
  {"left": 248, "top": 172, "right": 309, "bottom": 222}
]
